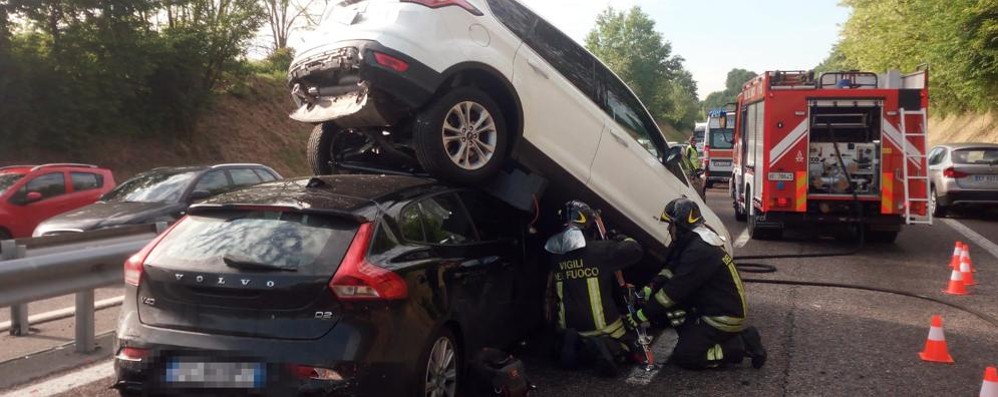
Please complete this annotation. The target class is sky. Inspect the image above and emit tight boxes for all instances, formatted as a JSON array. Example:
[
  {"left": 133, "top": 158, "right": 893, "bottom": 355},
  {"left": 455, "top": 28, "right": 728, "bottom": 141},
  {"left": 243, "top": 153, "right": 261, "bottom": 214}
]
[{"left": 519, "top": 0, "right": 851, "bottom": 99}]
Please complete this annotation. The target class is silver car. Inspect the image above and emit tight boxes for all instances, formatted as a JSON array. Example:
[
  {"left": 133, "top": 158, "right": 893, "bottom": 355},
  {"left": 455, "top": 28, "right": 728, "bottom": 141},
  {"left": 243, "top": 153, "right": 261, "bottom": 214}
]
[{"left": 928, "top": 143, "right": 998, "bottom": 217}]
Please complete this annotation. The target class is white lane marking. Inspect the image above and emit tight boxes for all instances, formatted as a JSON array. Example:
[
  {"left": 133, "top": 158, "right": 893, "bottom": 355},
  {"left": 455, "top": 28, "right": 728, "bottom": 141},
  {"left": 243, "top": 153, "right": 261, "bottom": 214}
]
[
  {"left": 941, "top": 218, "right": 998, "bottom": 261},
  {"left": 0, "top": 296, "right": 124, "bottom": 333},
  {"left": 0, "top": 360, "right": 113, "bottom": 397},
  {"left": 734, "top": 228, "right": 751, "bottom": 248},
  {"left": 625, "top": 328, "right": 678, "bottom": 385}
]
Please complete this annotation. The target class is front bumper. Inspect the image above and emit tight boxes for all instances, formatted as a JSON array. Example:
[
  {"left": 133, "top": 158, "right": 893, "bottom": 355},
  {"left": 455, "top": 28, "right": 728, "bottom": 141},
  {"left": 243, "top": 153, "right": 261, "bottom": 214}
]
[{"left": 287, "top": 40, "right": 443, "bottom": 126}]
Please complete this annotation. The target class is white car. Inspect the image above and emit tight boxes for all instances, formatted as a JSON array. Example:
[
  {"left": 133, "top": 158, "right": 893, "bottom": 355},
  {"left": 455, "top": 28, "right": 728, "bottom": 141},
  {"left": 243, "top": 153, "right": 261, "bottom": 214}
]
[{"left": 288, "top": 0, "right": 731, "bottom": 255}]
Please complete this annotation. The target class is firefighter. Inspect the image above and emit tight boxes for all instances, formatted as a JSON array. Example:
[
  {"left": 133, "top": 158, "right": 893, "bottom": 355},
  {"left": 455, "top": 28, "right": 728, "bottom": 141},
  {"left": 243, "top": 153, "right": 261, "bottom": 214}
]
[
  {"left": 625, "top": 198, "right": 767, "bottom": 370},
  {"left": 544, "top": 200, "right": 644, "bottom": 377}
]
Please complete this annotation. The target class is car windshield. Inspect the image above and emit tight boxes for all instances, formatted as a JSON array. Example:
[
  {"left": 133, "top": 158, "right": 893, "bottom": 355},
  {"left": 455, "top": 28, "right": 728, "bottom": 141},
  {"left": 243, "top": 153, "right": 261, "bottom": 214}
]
[
  {"left": 102, "top": 170, "right": 199, "bottom": 203},
  {"left": 710, "top": 129, "right": 735, "bottom": 149},
  {"left": 147, "top": 211, "right": 357, "bottom": 273},
  {"left": 0, "top": 172, "right": 25, "bottom": 195},
  {"left": 953, "top": 148, "right": 998, "bottom": 165}
]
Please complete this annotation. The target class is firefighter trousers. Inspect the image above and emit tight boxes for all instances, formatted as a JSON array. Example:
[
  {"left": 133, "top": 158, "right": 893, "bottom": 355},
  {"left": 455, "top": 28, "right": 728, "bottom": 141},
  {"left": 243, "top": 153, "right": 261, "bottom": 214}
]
[{"left": 670, "top": 318, "right": 747, "bottom": 370}]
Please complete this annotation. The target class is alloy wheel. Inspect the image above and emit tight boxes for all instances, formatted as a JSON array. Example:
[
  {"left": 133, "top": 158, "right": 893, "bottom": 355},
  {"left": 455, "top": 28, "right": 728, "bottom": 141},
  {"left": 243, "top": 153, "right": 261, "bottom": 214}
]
[
  {"left": 441, "top": 101, "right": 498, "bottom": 170},
  {"left": 424, "top": 336, "right": 457, "bottom": 397}
]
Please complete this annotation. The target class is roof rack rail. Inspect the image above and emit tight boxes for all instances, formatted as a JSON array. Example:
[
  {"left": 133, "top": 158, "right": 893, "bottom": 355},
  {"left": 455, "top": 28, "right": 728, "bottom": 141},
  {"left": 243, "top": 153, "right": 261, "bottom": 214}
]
[
  {"left": 0, "top": 165, "right": 36, "bottom": 171},
  {"left": 210, "top": 163, "right": 266, "bottom": 169},
  {"left": 30, "top": 163, "right": 99, "bottom": 172}
]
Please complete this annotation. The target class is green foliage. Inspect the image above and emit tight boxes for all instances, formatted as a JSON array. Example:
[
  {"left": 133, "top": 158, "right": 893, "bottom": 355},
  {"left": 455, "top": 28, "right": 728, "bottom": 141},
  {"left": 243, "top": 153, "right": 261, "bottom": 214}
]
[
  {"left": 585, "top": 6, "right": 700, "bottom": 131},
  {"left": 701, "top": 68, "right": 758, "bottom": 113},
  {"left": 0, "top": 0, "right": 266, "bottom": 150},
  {"left": 834, "top": 0, "right": 998, "bottom": 114}
]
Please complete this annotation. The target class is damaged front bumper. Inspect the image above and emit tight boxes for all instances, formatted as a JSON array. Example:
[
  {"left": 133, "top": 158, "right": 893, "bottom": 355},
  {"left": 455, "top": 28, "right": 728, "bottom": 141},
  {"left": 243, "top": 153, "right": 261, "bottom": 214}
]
[{"left": 287, "top": 40, "right": 442, "bottom": 126}]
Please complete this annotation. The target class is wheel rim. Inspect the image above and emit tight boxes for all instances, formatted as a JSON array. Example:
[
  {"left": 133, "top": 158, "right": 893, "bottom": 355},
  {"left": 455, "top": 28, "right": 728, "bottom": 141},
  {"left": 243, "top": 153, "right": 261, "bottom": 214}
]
[
  {"left": 442, "top": 101, "right": 498, "bottom": 170},
  {"left": 424, "top": 336, "right": 457, "bottom": 397},
  {"left": 930, "top": 188, "right": 937, "bottom": 214}
]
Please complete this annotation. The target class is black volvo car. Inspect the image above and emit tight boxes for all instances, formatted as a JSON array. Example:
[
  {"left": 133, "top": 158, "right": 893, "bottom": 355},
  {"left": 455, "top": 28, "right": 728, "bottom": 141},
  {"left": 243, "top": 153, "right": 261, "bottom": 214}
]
[{"left": 114, "top": 175, "right": 545, "bottom": 396}]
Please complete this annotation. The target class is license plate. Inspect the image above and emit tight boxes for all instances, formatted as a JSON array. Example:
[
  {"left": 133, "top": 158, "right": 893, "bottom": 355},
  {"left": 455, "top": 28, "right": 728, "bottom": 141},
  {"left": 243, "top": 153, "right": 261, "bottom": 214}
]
[
  {"left": 713, "top": 160, "right": 732, "bottom": 167},
  {"left": 973, "top": 175, "right": 998, "bottom": 183},
  {"left": 768, "top": 172, "right": 794, "bottom": 181},
  {"left": 166, "top": 361, "right": 264, "bottom": 388}
]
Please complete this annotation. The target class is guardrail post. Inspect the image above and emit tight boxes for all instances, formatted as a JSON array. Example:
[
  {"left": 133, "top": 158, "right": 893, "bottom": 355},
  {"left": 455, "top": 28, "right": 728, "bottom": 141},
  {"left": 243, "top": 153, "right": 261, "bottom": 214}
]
[
  {"left": 74, "top": 289, "right": 95, "bottom": 353},
  {"left": 2, "top": 241, "right": 29, "bottom": 336}
]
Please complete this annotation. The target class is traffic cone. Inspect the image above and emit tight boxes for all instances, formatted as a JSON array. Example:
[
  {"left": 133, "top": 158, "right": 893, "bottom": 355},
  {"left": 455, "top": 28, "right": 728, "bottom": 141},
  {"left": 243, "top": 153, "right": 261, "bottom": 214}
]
[
  {"left": 982, "top": 367, "right": 998, "bottom": 397},
  {"left": 949, "top": 241, "right": 963, "bottom": 270},
  {"left": 918, "top": 315, "right": 954, "bottom": 364},
  {"left": 943, "top": 268, "right": 969, "bottom": 295},
  {"left": 964, "top": 243, "right": 978, "bottom": 273},
  {"left": 961, "top": 247, "right": 977, "bottom": 286}
]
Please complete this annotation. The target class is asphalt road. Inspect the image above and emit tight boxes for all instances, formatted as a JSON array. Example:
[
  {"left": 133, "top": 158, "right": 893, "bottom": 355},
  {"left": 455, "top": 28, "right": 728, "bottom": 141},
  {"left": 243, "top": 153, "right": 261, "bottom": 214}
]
[{"left": 4, "top": 187, "right": 998, "bottom": 396}]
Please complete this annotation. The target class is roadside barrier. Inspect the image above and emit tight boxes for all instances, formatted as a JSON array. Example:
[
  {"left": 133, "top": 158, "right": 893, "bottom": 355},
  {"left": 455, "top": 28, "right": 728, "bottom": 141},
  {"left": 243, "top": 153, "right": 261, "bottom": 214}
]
[
  {"left": 982, "top": 367, "right": 998, "bottom": 397},
  {"left": 918, "top": 315, "right": 954, "bottom": 364},
  {"left": 0, "top": 223, "right": 164, "bottom": 353}
]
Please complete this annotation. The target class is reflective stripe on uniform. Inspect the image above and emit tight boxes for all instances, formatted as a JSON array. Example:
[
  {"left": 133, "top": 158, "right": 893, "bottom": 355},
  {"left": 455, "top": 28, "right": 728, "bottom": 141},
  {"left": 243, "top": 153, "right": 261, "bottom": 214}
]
[
  {"left": 556, "top": 281, "right": 566, "bottom": 329},
  {"left": 579, "top": 318, "right": 626, "bottom": 339},
  {"left": 722, "top": 254, "right": 748, "bottom": 317},
  {"left": 587, "top": 277, "right": 606, "bottom": 330},
  {"left": 706, "top": 344, "right": 724, "bottom": 361},
  {"left": 658, "top": 268, "right": 674, "bottom": 279},
  {"left": 702, "top": 315, "right": 746, "bottom": 333},
  {"left": 655, "top": 289, "right": 676, "bottom": 309}
]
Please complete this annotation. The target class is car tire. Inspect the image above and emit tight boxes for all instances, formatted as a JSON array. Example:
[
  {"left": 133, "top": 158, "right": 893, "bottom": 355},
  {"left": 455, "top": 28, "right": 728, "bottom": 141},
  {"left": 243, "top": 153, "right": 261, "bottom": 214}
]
[
  {"left": 734, "top": 202, "right": 748, "bottom": 222},
  {"left": 748, "top": 210, "right": 780, "bottom": 240},
  {"left": 307, "top": 123, "right": 336, "bottom": 175},
  {"left": 413, "top": 87, "right": 509, "bottom": 185},
  {"left": 416, "top": 328, "right": 461, "bottom": 397},
  {"left": 931, "top": 187, "right": 948, "bottom": 218}
]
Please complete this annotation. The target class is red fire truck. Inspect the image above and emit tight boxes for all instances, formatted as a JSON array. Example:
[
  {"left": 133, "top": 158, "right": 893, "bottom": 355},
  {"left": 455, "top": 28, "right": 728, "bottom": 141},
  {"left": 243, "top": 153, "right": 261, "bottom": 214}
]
[{"left": 730, "top": 69, "right": 931, "bottom": 243}]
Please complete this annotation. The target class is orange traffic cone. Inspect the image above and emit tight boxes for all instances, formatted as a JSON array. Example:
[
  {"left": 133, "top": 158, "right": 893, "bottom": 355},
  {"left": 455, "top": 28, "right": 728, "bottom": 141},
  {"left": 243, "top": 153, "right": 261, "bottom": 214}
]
[
  {"left": 943, "top": 268, "right": 969, "bottom": 295},
  {"left": 949, "top": 241, "right": 964, "bottom": 270},
  {"left": 964, "top": 243, "right": 978, "bottom": 273},
  {"left": 961, "top": 246, "right": 977, "bottom": 286},
  {"left": 919, "top": 315, "right": 954, "bottom": 363},
  {"left": 982, "top": 367, "right": 998, "bottom": 397}
]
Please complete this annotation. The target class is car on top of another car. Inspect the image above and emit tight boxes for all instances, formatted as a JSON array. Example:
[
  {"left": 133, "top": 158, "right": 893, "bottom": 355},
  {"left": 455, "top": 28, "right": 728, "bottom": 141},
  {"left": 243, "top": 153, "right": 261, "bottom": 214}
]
[
  {"left": 33, "top": 163, "right": 280, "bottom": 237},
  {"left": 0, "top": 163, "right": 116, "bottom": 239}
]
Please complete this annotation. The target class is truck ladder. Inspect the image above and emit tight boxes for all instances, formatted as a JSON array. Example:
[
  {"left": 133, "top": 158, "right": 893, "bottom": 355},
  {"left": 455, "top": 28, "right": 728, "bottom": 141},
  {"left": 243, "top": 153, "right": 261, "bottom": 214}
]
[{"left": 900, "top": 109, "right": 932, "bottom": 225}]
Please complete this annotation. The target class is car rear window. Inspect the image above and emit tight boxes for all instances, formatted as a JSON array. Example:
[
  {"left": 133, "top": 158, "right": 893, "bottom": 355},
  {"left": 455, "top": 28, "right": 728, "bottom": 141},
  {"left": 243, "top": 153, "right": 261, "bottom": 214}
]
[
  {"left": 952, "top": 148, "right": 998, "bottom": 164},
  {"left": 147, "top": 210, "right": 358, "bottom": 274},
  {"left": 0, "top": 173, "right": 24, "bottom": 195}
]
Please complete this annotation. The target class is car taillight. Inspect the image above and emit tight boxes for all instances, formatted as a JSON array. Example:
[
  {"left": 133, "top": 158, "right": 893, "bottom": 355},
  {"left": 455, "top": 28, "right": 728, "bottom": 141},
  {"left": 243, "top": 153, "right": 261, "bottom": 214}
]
[
  {"left": 123, "top": 220, "right": 180, "bottom": 287},
  {"left": 943, "top": 168, "right": 969, "bottom": 179},
  {"left": 373, "top": 51, "right": 409, "bottom": 73},
  {"left": 290, "top": 365, "right": 344, "bottom": 381},
  {"left": 400, "top": 0, "right": 483, "bottom": 15},
  {"left": 116, "top": 347, "right": 150, "bottom": 362},
  {"left": 329, "top": 223, "right": 408, "bottom": 301},
  {"left": 774, "top": 197, "right": 790, "bottom": 208}
]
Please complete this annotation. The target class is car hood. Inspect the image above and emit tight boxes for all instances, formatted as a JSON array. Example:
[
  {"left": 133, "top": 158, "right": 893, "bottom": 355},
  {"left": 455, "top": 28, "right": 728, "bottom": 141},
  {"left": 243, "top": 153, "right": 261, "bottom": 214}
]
[{"left": 34, "top": 201, "right": 184, "bottom": 236}]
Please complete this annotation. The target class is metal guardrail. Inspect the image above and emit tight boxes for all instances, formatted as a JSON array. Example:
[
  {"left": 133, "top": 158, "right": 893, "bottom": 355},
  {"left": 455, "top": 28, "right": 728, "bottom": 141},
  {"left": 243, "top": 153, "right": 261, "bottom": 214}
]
[{"left": 0, "top": 223, "right": 165, "bottom": 353}]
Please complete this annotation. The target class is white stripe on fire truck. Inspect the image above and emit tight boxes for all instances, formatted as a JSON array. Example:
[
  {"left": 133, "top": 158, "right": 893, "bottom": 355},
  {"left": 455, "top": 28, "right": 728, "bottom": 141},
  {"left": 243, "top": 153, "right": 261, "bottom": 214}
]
[
  {"left": 881, "top": 116, "right": 924, "bottom": 169},
  {"left": 769, "top": 119, "right": 809, "bottom": 166}
]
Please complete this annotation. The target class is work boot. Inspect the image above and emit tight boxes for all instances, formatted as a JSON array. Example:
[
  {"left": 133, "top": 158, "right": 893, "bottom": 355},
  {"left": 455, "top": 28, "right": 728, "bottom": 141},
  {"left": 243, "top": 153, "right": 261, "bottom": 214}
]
[
  {"left": 741, "top": 326, "right": 767, "bottom": 369},
  {"left": 588, "top": 338, "right": 620, "bottom": 377}
]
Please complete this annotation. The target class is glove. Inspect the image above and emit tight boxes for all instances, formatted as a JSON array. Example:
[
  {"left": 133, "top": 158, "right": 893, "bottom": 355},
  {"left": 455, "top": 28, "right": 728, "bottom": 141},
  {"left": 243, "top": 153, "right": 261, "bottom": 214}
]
[
  {"left": 625, "top": 309, "right": 649, "bottom": 330},
  {"left": 665, "top": 309, "right": 687, "bottom": 328},
  {"left": 640, "top": 286, "right": 653, "bottom": 304}
]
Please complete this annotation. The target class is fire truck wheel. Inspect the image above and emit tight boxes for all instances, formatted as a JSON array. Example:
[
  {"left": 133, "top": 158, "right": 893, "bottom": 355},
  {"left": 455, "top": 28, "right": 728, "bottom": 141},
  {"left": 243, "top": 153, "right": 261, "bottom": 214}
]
[{"left": 734, "top": 201, "right": 748, "bottom": 222}]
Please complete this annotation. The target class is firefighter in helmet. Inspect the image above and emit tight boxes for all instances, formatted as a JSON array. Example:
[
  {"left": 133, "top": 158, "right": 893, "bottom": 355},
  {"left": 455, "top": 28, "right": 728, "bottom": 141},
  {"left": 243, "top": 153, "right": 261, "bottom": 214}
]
[
  {"left": 625, "top": 198, "right": 767, "bottom": 370},
  {"left": 545, "top": 200, "right": 644, "bottom": 377}
]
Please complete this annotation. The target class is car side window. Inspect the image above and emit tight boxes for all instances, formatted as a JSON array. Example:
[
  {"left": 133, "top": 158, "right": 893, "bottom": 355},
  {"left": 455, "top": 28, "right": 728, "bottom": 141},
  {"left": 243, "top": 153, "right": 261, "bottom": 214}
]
[
  {"left": 529, "top": 20, "right": 597, "bottom": 102},
  {"left": 21, "top": 172, "right": 67, "bottom": 201},
  {"left": 419, "top": 194, "right": 477, "bottom": 245},
  {"left": 928, "top": 148, "right": 946, "bottom": 166},
  {"left": 458, "top": 191, "right": 519, "bottom": 241},
  {"left": 486, "top": 0, "right": 536, "bottom": 40},
  {"left": 70, "top": 172, "right": 103, "bottom": 191},
  {"left": 603, "top": 75, "right": 663, "bottom": 159},
  {"left": 192, "top": 170, "right": 230, "bottom": 195},
  {"left": 230, "top": 168, "right": 262, "bottom": 187},
  {"left": 253, "top": 169, "right": 278, "bottom": 182},
  {"left": 399, "top": 204, "right": 426, "bottom": 243}
]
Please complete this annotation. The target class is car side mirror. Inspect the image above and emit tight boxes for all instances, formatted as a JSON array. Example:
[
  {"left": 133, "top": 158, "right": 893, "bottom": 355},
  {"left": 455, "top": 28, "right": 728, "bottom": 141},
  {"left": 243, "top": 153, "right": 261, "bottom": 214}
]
[
  {"left": 663, "top": 146, "right": 684, "bottom": 166},
  {"left": 25, "top": 191, "right": 43, "bottom": 203},
  {"left": 188, "top": 190, "right": 212, "bottom": 203}
]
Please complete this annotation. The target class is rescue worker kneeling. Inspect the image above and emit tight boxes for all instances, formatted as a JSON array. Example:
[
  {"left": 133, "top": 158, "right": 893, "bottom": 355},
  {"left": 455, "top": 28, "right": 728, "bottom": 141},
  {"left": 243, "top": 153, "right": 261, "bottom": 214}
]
[
  {"left": 544, "top": 200, "right": 643, "bottom": 377},
  {"left": 626, "top": 198, "right": 768, "bottom": 370}
]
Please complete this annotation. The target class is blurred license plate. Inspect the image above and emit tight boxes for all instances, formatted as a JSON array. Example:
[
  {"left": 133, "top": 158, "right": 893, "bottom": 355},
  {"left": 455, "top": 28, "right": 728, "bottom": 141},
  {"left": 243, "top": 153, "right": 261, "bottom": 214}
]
[
  {"left": 973, "top": 175, "right": 998, "bottom": 183},
  {"left": 768, "top": 172, "right": 794, "bottom": 181},
  {"left": 166, "top": 361, "right": 264, "bottom": 388},
  {"left": 713, "top": 160, "right": 732, "bottom": 167}
]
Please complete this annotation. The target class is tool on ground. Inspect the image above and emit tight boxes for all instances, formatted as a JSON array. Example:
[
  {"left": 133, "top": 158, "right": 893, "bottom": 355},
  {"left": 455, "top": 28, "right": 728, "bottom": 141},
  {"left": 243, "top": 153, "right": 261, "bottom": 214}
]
[
  {"left": 592, "top": 212, "right": 656, "bottom": 371},
  {"left": 949, "top": 241, "right": 964, "bottom": 270},
  {"left": 961, "top": 245, "right": 977, "bottom": 286},
  {"left": 943, "top": 268, "right": 969, "bottom": 295},
  {"left": 981, "top": 366, "right": 998, "bottom": 397},
  {"left": 919, "top": 315, "right": 955, "bottom": 364}
]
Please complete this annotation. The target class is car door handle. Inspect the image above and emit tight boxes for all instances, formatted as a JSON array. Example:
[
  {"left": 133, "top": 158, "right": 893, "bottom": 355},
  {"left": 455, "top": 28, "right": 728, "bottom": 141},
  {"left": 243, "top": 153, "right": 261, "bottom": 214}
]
[
  {"left": 610, "top": 132, "right": 629, "bottom": 147},
  {"left": 526, "top": 59, "right": 549, "bottom": 79}
]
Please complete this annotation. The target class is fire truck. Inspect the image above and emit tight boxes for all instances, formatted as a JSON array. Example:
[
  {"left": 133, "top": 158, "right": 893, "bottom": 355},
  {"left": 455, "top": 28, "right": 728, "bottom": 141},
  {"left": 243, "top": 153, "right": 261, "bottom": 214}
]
[{"left": 729, "top": 69, "right": 931, "bottom": 242}]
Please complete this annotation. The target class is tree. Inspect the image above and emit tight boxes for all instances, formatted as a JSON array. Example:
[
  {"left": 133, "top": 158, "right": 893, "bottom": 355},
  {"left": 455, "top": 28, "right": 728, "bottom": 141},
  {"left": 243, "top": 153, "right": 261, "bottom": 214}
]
[
  {"left": 585, "top": 6, "right": 698, "bottom": 129},
  {"left": 701, "top": 68, "right": 757, "bottom": 113},
  {"left": 262, "top": 0, "right": 319, "bottom": 52}
]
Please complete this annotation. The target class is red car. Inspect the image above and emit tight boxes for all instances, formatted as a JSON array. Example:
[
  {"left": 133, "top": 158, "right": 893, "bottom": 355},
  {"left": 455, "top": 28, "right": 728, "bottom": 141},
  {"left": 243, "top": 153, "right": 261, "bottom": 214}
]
[{"left": 0, "top": 163, "right": 116, "bottom": 239}]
